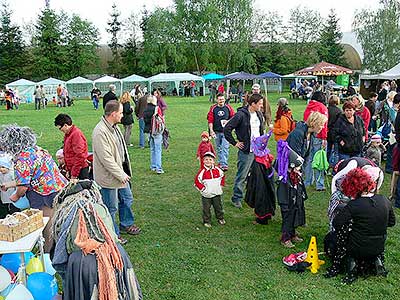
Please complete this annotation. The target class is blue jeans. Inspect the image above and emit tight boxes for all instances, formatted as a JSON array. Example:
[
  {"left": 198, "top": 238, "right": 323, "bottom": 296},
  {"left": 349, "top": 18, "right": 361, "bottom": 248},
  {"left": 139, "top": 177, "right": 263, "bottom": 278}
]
[
  {"left": 139, "top": 118, "right": 145, "bottom": 148},
  {"left": 231, "top": 151, "right": 254, "bottom": 203},
  {"left": 215, "top": 132, "right": 230, "bottom": 168},
  {"left": 101, "top": 184, "right": 135, "bottom": 236},
  {"left": 92, "top": 96, "right": 99, "bottom": 109},
  {"left": 304, "top": 137, "right": 325, "bottom": 189},
  {"left": 118, "top": 184, "right": 135, "bottom": 229},
  {"left": 150, "top": 134, "right": 163, "bottom": 172}
]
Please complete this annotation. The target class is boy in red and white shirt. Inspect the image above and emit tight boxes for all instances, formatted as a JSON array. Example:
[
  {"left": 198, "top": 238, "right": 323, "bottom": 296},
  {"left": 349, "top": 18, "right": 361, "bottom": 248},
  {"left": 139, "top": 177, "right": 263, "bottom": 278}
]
[{"left": 194, "top": 152, "right": 225, "bottom": 227}]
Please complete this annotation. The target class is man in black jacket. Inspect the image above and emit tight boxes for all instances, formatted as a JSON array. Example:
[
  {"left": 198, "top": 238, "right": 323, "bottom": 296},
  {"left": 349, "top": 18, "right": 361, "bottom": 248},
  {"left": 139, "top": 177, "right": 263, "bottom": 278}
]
[
  {"left": 224, "top": 94, "right": 265, "bottom": 208},
  {"left": 103, "top": 84, "right": 118, "bottom": 109}
]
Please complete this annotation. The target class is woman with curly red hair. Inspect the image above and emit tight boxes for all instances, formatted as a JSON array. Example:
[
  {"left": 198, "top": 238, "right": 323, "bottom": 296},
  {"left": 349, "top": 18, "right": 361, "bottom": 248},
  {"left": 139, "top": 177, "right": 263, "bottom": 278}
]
[{"left": 332, "top": 168, "right": 395, "bottom": 283}]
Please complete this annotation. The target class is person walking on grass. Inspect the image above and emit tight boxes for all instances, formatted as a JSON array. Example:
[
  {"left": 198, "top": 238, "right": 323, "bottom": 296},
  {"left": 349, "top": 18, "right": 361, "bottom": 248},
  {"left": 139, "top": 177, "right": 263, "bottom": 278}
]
[
  {"left": 92, "top": 100, "right": 141, "bottom": 244},
  {"left": 224, "top": 93, "right": 265, "bottom": 208},
  {"left": 194, "top": 152, "right": 226, "bottom": 227},
  {"left": 207, "top": 93, "right": 235, "bottom": 171}
]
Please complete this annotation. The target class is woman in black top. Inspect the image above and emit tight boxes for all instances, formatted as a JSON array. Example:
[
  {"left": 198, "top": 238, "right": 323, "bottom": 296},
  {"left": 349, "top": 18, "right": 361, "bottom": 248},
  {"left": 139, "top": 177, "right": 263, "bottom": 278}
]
[{"left": 120, "top": 92, "right": 134, "bottom": 146}]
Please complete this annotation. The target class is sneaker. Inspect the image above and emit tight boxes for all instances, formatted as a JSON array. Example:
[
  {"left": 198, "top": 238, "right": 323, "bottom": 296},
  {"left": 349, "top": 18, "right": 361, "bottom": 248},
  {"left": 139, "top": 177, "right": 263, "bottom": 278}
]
[
  {"left": 232, "top": 201, "right": 242, "bottom": 209},
  {"left": 129, "top": 144, "right": 134, "bottom": 147},
  {"left": 151, "top": 168, "right": 156, "bottom": 172},
  {"left": 316, "top": 187, "right": 326, "bottom": 192},
  {"left": 218, "top": 219, "right": 226, "bottom": 225},
  {"left": 281, "top": 240, "right": 295, "bottom": 248},
  {"left": 118, "top": 236, "right": 128, "bottom": 245},
  {"left": 156, "top": 170, "right": 165, "bottom": 174},
  {"left": 204, "top": 223, "right": 212, "bottom": 228},
  {"left": 291, "top": 235, "right": 304, "bottom": 243}
]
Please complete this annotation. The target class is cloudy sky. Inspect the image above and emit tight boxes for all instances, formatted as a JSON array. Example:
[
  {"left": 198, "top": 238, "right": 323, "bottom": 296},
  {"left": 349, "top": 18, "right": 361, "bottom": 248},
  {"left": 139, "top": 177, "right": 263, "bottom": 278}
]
[{"left": 9, "top": 0, "right": 380, "bottom": 43}]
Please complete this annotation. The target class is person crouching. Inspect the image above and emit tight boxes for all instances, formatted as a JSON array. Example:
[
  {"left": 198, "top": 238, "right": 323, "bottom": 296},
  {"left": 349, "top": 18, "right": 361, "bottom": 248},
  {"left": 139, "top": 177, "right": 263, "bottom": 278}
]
[{"left": 194, "top": 152, "right": 225, "bottom": 228}]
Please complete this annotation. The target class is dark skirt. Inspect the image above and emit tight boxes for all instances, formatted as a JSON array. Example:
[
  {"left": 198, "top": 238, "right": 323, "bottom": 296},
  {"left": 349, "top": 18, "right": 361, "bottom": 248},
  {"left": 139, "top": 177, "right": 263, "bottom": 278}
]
[{"left": 245, "top": 161, "right": 276, "bottom": 224}]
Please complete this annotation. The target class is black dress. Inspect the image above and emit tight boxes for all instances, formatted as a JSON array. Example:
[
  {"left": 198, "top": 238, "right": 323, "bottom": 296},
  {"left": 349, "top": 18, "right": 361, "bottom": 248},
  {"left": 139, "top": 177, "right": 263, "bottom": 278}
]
[{"left": 245, "top": 160, "right": 276, "bottom": 224}]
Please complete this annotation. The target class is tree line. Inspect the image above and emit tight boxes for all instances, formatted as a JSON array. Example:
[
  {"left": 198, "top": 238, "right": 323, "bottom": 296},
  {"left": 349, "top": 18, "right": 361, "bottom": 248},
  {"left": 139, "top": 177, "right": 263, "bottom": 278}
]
[{"left": 0, "top": 0, "right": 398, "bottom": 85}]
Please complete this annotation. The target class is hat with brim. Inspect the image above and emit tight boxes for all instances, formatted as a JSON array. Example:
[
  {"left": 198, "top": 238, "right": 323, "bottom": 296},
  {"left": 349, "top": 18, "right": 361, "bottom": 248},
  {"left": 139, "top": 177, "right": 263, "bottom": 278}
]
[{"left": 203, "top": 152, "right": 215, "bottom": 159}]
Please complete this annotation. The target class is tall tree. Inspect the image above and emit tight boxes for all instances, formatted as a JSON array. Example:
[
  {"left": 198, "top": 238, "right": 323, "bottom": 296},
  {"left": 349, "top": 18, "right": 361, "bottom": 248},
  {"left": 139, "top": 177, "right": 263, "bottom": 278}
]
[
  {"left": 0, "top": 1, "right": 26, "bottom": 83},
  {"left": 31, "top": 7, "right": 64, "bottom": 80},
  {"left": 107, "top": 3, "right": 122, "bottom": 75},
  {"left": 353, "top": 0, "right": 400, "bottom": 73},
  {"left": 66, "top": 14, "right": 100, "bottom": 78},
  {"left": 285, "top": 6, "right": 321, "bottom": 70},
  {"left": 318, "top": 9, "right": 346, "bottom": 65},
  {"left": 121, "top": 12, "right": 142, "bottom": 76}
]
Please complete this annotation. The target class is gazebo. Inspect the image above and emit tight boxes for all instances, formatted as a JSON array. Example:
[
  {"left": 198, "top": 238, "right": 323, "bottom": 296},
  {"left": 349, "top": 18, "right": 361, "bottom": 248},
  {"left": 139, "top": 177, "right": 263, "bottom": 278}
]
[
  {"left": 295, "top": 61, "right": 353, "bottom": 90},
  {"left": 66, "top": 76, "right": 93, "bottom": 99},
  {"left": 6, "top": 78, "right": 36, "bottom": 103},
  {"left": 224, "top": 71, "right": 260, "bottom": 95},
  {"left": 147, "top": 73, "right": 205, "bottom": 96},
  {"left": 37, "top": 77, "right": 66, "bottom": 99},
  {"left": 258, "top": 72, "right": 282, "bottom": 93},
  {"left": 121, "top": 74, "right": 147, "bottom": 95},
  {"left": 93, "top": 75, "right": 122, "bottom": 97}
]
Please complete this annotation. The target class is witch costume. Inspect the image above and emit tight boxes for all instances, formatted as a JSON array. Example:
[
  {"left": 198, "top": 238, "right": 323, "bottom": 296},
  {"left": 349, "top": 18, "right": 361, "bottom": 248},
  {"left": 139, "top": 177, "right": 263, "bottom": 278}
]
[
  {"left": 276, "top": 140, "right": 308, "bottom": 245},
  {"left": 244, "top": 132, "right": 276, "bottom": 224},
  {"left": 51, "top": 180, "right": 142, "bottom": 300}
]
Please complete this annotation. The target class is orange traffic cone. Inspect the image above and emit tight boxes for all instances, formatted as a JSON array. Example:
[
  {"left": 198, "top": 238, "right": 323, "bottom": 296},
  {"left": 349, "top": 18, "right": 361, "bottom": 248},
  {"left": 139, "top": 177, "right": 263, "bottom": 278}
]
[{"left": 304, "top": 236, "right": 325, "bottom": 273}]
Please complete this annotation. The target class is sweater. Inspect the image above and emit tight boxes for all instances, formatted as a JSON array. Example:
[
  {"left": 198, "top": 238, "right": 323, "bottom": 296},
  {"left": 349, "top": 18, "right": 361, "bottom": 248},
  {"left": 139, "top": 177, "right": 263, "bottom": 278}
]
[
  {"left": 194, "top": 165, "right": 225, "bottom": 198},
  {"left": 273, "top": 111, "right": 294, "bottom": 142},
  {"left": 303, "top": 100, "right": 328, "bottom": 140},
  {"left": 207, "top": 104, "right": 235, "bottom": 133},
  {"left": 332, "top": 114, "right": 365, "bottom": 155},
  {"left": 63, "top": 125, "right": 89, "bottom": 178}
]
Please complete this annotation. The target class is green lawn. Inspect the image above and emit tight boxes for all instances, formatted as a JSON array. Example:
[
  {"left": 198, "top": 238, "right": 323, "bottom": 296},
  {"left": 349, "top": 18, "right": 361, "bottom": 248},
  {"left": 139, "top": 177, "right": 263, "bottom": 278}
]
[{"left": 1, "top": 94, "right": 399, "bottom": 300}]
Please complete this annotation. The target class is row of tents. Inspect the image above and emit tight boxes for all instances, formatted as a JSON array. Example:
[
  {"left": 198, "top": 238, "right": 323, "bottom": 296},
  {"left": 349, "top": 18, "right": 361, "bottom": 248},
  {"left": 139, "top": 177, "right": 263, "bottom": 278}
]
[{"left": 6, "top": 63, "right": 350, "bottom": 103}]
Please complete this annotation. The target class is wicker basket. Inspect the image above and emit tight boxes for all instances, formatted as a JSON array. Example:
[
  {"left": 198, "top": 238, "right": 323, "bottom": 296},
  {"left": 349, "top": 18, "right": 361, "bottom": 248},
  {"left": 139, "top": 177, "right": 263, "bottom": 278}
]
[{"left": 0, "top": 209, "right": 44, "bottom": 242}]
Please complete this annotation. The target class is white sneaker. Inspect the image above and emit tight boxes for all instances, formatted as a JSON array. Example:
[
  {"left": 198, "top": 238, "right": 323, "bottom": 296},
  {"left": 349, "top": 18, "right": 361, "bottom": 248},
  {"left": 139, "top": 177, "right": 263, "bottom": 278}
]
[{"left": 204, "top": 223, "right": 212, "bottom": 228}]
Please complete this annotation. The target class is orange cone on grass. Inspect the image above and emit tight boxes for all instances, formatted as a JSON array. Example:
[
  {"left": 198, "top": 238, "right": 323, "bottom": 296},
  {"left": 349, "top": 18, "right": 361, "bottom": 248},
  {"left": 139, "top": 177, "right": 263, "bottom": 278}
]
[{"left": 304, "top": 236, "right": 325, "bottom": 273}]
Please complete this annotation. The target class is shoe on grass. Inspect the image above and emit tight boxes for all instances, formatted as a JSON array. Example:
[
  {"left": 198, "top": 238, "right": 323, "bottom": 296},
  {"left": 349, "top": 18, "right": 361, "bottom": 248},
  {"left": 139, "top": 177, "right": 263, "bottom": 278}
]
[
  {"left": 291, "top": 235, "right": 303, "bottom": 243},
  {"left": 232, "top": 201, "right": 242, "bottom": 209},
  {"left": 281, "top": 240, "right": 295, "bottom": 248},
  {"left": 218, "top": 219, "right": 226, "bottom": 225},
  {"left": 118, "top": 236, "right": 128, "bottom": 245},
  {"left": 204, "top": 223, "right": 212, "bottom": 228}
]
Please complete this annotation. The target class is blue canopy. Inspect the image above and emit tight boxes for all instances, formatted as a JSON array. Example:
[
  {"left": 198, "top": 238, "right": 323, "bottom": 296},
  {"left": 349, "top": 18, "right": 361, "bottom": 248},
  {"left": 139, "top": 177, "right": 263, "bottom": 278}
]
[
  {"left": 258, "top": 71, "right": 282, "bottom": 79},
  {"left": 202, "top": 73, "right": 224, "bottom": 80},
  {"left": 224, "top": 72, "right": 259, "bottom": 80}
]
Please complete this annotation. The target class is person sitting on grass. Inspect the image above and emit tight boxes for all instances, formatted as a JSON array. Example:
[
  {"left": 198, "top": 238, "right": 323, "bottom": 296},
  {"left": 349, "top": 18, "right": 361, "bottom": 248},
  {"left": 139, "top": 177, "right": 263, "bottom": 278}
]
[
  {"left": 194, "top": 152, "right": 225, "bottom": 228},
  {"left": 332, "top": 167, "right": 395, "bottom": 284}
]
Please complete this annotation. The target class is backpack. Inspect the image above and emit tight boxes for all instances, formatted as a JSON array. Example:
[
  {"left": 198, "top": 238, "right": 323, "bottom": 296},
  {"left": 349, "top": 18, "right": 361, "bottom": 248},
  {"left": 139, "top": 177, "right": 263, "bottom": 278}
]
[
  {"left": 151, "top": 106, "right": 165, "bottom": 136},
  {"left": 285, "top": 115, "right": 296, "bottom": 133},
  {"left": 312, "top": 149, "right": 329, "bottom": 171}
]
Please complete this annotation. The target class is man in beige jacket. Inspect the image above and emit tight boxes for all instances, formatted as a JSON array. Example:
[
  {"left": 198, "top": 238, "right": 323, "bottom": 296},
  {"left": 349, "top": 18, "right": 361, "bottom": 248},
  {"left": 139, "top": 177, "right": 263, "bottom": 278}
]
[{"left": 92, "top": 100, "right": 141, "bottom": 243}]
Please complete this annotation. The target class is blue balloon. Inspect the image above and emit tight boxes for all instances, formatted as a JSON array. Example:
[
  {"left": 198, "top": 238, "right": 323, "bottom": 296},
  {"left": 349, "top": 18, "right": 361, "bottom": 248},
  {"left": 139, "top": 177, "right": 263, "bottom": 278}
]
[
  {"left": 12, "top": 196, "right": 30, "bottom": 210},
  {"left": 26, "top": 272, "right": 58, "bottom": 300},
  {"left": 0, "top": 252, "right": 34, "bottom": 274}
]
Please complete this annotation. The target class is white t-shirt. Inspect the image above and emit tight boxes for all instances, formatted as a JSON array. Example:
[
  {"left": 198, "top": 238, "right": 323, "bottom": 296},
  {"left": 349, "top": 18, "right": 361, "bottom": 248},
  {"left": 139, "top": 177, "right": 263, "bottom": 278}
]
[{"left": 250, "top": 111, "right": 260, "bottom": 139}]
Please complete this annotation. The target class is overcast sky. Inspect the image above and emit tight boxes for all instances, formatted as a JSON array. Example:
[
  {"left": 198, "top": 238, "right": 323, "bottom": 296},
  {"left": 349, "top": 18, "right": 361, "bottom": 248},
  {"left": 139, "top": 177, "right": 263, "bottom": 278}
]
[{"left": 9, "top": 0, "right": 380, "bottom": 43}]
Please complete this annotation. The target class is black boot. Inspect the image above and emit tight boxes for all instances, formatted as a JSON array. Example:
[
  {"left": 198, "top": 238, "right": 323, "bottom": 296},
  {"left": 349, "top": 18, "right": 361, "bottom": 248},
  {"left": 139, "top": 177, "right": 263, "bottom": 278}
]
[
  {"left": 343, "top": 257, "right": 357, "bottom": 284},
  {"left": 375, "top": 257, "right": 388, "bottom": 277}
]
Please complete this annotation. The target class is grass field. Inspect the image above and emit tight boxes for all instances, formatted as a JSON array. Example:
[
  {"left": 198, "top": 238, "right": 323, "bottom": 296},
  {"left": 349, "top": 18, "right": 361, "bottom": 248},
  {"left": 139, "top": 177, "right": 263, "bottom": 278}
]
[{"left": 1, "top": 94, "right": 399, "bottom": 300}]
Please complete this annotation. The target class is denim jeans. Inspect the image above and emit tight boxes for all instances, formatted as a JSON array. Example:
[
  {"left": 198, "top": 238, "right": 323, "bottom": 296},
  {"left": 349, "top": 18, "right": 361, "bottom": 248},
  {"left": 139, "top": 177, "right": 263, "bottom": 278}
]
[
  {"left": 101, "top": 184, "right": 135, "bottom": 236},
  {"left": 139, "top": 118, "right": 145, "bottom": 148},
  {"left": 215, "top": 132, "right": 230, "bottom": 168},
  {"left": 304, "top": 137, "right": 325, "bottom": 189},
  {"left": 35, "top": 98, "right": 41, "bottom": 110},
  {"left": 150, "top": 134, "right": 163, "bottom": 172},
  {"left": 92, "top": 96, "right": 99, "bottom": 109},
  {"left": 118, "top": 183, "right": 135, "bottom": 229},
  {"left": 231, "top": 151, "right": 254, "bottom": 204},
  {"left": 100, "top": 188, "right": 119, "bottom": 235}
]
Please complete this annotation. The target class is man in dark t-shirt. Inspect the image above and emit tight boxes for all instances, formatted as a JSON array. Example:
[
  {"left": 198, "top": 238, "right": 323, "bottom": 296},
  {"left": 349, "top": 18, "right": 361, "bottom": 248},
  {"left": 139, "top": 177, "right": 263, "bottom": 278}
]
[{"left": 207, "top": 93, "right": 235, "bottom": 171}]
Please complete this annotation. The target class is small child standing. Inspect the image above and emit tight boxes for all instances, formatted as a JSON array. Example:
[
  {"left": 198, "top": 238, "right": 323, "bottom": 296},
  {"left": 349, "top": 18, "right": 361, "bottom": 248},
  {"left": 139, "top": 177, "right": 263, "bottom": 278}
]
[
  {"left": 366, "top": 134, "right": 386, "bottom": 167},
  {"left": 196, "top": 131, "right": 216, "bottom": 168},
  {"left": 194, "top": 152, "right": 225, "bottom": 227}
]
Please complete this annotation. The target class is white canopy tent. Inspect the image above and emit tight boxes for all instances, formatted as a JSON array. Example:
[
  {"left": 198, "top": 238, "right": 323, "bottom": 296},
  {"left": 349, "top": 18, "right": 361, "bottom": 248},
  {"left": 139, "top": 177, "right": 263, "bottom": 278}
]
[
  {"left": 6, "top": 78, "right": 36, "bottom": 103},
  {"left": 93, "top": 75, "right": 122, "bottom": 97},
  {"left": 360, "top": 62, "right": 400, "bottom": 80},
  {"left": 121, "top": 74, "right": 147, "bottom": 95},
  {"left": 38, "top": 77, "right": 66, "bottom": 100},
  {"left": 147, "top": 73, "right": 205, "bottom": 96},
  {"left": 66, "top": 76, "right": 94, "bottom": 99}
]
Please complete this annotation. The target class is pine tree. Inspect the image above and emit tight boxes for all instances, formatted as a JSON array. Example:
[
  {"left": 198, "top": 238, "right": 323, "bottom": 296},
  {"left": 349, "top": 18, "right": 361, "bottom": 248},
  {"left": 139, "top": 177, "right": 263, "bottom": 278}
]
[
  {"left": 106, "top": 3, "right": 122, "bottom": 75},
  {"left": 318, "top": 9, "right": 346, "bottom": 65},
  {"left": 0, "top": 1, "right": 26, "bottom": 83}
]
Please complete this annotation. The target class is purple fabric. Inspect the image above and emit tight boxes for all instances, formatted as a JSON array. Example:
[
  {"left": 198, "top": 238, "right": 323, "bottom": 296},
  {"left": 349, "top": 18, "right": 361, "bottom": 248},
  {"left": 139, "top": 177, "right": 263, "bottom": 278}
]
[
  {"left": 277, "top": 140, "right": 290, "bottom": 183},
  {"left": 251, "top": 130, "right": 273, "bottom": 158}
]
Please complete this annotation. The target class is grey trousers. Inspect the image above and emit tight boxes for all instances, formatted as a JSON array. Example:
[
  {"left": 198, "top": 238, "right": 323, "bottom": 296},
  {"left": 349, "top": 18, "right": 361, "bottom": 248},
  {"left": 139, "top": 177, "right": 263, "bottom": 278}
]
[
  {"left": 124, "top": 124, "right": 133, "bottom": 145},
  {"left": 202, "top": 195, "right": 224, "bottom": 224}
]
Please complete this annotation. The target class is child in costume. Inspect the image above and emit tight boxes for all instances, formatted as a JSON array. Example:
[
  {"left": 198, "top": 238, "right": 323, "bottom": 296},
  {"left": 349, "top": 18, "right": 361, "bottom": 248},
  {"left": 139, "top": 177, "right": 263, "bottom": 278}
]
[
  {"left": 196, "top": 131, "right": 216, "bottom": 168},
  {"left": 194, "top": 152, "right": 225, "bottom": 227},
  {"left": 276, "top": 140, "right": 308, "bottom": 248},
  {"left": 244, "top": 131, "right": 276, "bottom": 224},
  {"left": 365, "top": 134, "right": 386, "bottom": 167}
]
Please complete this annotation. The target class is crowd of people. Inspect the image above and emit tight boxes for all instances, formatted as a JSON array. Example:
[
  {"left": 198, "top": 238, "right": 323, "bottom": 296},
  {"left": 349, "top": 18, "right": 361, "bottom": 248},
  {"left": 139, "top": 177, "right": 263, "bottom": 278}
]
[{"left": 0, "top": 80, "right": 399, "bottom": 294}]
